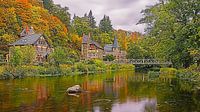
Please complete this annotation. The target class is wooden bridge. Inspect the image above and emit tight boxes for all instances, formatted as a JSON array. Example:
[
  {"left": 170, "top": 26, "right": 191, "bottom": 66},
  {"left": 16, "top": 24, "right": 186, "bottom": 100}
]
[{"left": 105, "top": 59, "right": 172, "bottom": 65}]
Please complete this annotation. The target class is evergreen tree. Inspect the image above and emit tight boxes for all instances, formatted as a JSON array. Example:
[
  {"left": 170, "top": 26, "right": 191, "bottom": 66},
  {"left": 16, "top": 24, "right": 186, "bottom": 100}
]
[
  {"left": 99, "top": 15, "right": 113, "bottom": 33},
  {"left": 88, "top": 10, "right": 96, "bottom": 28}
]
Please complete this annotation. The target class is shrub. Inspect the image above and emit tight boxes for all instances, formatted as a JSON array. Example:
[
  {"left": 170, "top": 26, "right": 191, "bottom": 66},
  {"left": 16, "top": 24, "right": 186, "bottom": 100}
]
[
  {"left": 109, "top": 64, "right": 119, "bottom": 70},
  {"left": 93, "top": 59, "right": 106, "bottom": 71},
  {"left": 75, "top": 62, "right": 87, "bottom": 73},
  {"left": 119, "top": 64, "right": 135, "bottom": 70},
  {"left": 0, "top": 66, "right": 4, "bottom": 75},
  {"left": 103, "top": 54, "right": 115, "bottom": 61},
  {"left": 87, "top": 64, "right": 97, "bottom": 72},
  {"left": 59, "top": 64, "right": 72, "bottom": 75},
  {"left": 148, "top": 71, "right": 160, "bottom": 79},
  {"left": 160, "top": 68, "right": 177, "bottom": 78}
]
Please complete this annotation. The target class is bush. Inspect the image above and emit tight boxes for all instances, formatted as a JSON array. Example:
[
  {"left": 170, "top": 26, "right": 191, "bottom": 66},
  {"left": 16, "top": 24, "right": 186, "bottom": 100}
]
[
  {"left": 160, "top": 68, "right": 177, "bottom": 78},
  {"left": 119, "top": 64, "right": 135, "bottom": 70},
  {"left": 75, "top": 62, "right": 87, "bottom": 73},
  {"left": 87, "top": 64, "right": 97, "bottom": 72},
  {"left": 109, "top": 64, "right": 119, "bottom": 70},
  {"left": 103, "top": 54, "right": 115, "bottom": 61},
  {"left": 93, "top": 60, "right": 107, "bottom": 71},
  {"left": 148, "top": 71, "right": 160, "bottom": 79},
  {"left": 0, "top": 66, "right": 4, "bottom": 75},
  {"left": 59, "top": 64, "right": 72, "bottom": 75}
]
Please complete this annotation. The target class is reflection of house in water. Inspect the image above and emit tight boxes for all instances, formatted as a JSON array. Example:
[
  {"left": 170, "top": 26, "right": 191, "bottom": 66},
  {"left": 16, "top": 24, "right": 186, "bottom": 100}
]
[{"left": 36, "top": 84, "right": 49, "bottom": 103}]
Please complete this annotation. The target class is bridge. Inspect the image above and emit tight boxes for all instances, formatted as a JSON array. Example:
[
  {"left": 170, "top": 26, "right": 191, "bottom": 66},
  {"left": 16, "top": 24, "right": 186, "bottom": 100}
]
[{"left": 105, "top": 59, "right": 172, "bottom": 65}]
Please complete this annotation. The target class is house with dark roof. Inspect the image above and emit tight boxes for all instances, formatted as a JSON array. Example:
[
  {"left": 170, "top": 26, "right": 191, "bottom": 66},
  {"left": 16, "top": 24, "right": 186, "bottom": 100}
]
[
  {"left": 81, "top": 34, "right": 104, "bottom": 59},
  {"left": 81, "top": 34, "right": 126, "bottom": 60},
  {"left": 104, "top": 37, "right": 126, "bottom": 60},
  {"left": 9, "top": 27, "right": 53, "bottom": 63}
]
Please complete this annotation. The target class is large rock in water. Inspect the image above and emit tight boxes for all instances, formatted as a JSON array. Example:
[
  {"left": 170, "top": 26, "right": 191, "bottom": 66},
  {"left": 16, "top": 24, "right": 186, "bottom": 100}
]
[{"left": 66, "top": 85, "right": 82, "bottom": 93}]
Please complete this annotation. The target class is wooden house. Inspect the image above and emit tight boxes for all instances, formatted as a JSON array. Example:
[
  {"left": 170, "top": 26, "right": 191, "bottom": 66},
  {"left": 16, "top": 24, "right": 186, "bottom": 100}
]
[{"left": 9, "top": 27, "right": 53, "bottom": 63}]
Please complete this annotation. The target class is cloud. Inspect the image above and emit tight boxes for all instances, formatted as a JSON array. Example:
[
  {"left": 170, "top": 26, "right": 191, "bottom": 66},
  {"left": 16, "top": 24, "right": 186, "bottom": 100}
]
[{"left": 53, "top": 0, "right": 158, "bottom": 33}]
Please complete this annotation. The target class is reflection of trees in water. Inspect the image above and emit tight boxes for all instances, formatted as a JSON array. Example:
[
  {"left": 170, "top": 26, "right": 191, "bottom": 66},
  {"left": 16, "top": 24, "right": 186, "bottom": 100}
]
[
  {"left": 144, "top": 99, "right": 157, "bottom": 112},
  {"left": 155, "top": 78, "right": 200, "bottom": 112},
  {"left": 1, "top": 71, "right": 200, "bottom": 112}
]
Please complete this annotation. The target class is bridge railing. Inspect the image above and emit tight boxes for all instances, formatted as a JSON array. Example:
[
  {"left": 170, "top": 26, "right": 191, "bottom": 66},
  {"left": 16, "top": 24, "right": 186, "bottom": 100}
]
[{"left": 109, "top": 59, "right": 172, "bottom": 65}]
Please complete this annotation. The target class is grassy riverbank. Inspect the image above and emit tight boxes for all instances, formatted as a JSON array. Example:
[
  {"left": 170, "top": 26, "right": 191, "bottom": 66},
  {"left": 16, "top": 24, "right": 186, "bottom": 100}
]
[{"left": 0, "top": 60, "right": 135, "bottom": 79}]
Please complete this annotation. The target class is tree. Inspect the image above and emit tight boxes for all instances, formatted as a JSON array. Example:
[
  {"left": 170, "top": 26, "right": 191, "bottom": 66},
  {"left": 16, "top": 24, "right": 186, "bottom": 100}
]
[
  {"left": 127, "top": 43, "right": 146, "bottom": 59},
  {"left": 138, "top": 0, "right": 200, "bottom": 68},
  {"left": 71, "top": 16, "right": 90, "bottom": 36},
  {"left": 48, "top": 47, "right": 77, "bottom": 66},
  {"left": 42, "top": 0, "right": 71, "bottom": 28},
  {"left": 9, "top": 47, "right": 23, "bottom": 66},
  {"left": 9, "top": 46, "right": 36, "bottom": 66},
  {"left": 99, "top": 15, "right": 113, "bottom": 33},
  {"left": 21, "top": 46, "right": 36, "bottom": 65},
  {"left": 88, "top": 10, "right": 96, "bottom": 28}
]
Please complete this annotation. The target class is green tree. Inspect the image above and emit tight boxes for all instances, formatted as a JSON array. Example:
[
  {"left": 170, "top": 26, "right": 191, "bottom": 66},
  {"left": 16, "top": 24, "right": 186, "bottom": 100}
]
[
  {"left": 48, "top": 47, "right": 75, "bottom": 66},
  {"left": 99, "top": 15, "right": 113, "bottom": 33},
  {"left": 9, "top": 46, "right": 36, "bottom": 66},
  {"left": 88, "top": 10, "right": 96, "bottom": 28},
  {"left": 21, "top": 46, "right": 36, "bottom": 65},
  {"left": 138, "top": 0, "right": 200, "bottom": 68},
  {"left": 71, "top": 16, "right": 90, "bottom": 36},
  {"left": 9, "top": 47, "right": 23, "bottom": 66},
  {"left": 127, "top": 43, "right": 146, "bottom": 59}
]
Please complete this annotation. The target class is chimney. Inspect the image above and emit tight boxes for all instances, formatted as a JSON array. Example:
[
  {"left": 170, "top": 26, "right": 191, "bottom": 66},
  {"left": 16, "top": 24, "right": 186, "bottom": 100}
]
[
  {"left": 88, "top": 32, "right": 91, "bottom": 39},
  {"left": 25, "top": 26, "right": 29, "bottom": 35}
]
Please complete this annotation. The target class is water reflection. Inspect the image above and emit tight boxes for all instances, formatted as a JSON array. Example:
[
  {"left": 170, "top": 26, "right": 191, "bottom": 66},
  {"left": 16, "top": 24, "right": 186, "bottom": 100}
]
[
  {"left": 111, "top": 99, "right": 157, "bottom": 112},
  {"left": 0, "top": 71, "right": 199, "bottom": 112}
]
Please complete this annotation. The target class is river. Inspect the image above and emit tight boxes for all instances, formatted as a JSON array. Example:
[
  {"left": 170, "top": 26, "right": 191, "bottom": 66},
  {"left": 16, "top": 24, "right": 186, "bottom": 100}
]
[{"left": 0, "top": 71, "right": 199, "bottom": 112}]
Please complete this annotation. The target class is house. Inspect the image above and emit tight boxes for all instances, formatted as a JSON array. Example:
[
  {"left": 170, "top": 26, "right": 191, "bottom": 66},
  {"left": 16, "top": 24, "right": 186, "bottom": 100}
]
[
  {"left": 81, "top": 34, "right": 126, "bottom": 60},
  {"left": 9, "top": 27, "right": 53, "bottom": 63},
  {"left": 81, "top": 35, "right": 104, "bottom": 60},
  {"left": 104, "top": 37, "right": 126, "bottom": 60}
]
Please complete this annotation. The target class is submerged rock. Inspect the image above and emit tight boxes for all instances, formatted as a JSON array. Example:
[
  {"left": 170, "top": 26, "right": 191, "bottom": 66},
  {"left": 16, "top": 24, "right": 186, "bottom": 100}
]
[{"left": 66, "top": 85, "right": 82, "bottom": 94}]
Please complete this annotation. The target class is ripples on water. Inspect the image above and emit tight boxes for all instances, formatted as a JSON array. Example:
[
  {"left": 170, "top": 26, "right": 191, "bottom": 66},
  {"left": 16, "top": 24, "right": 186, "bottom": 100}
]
[{"left": 0, "top": 71, "right": 199, "bottom": 112}]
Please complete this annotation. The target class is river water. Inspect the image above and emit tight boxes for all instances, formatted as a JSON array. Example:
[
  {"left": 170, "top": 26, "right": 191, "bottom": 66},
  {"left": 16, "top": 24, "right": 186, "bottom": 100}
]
[{"left": 0, "top": 71, "right": 199, "bottom": 112}]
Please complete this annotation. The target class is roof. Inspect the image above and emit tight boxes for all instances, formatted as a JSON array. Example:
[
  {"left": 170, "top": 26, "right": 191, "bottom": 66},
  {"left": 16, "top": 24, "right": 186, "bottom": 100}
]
[
  {"left": 113, "top": 36, "right": 119, "bottom": 48},
  {"left": 82, "top": 35, "right": 103, "bottom": 49},
  {"left": 82, "top": 35, "right": 89, "bottom": 44},
  {"left": 104, "top": 36, "right": 120, "bottom": 52},
  {"left": 90, "top": 41, "right": 103, "bottom": 49},
  {"left": 10, "top": 34, "right": 42, "bottom": 46},
  {"left": 20, "top": 27, "right": 35, "bottom": 37},
  {"left": 104, "top": 44, "right": 113, "bottom": 52}
]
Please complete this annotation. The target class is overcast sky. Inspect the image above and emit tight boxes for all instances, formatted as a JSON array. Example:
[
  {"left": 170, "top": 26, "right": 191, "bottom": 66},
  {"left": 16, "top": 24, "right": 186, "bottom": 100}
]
[{"left": 53, "top": 0, "right": 158, "bottom": 33}]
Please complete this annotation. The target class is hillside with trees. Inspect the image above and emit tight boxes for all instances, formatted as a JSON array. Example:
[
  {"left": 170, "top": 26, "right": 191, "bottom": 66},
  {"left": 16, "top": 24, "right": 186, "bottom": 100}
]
[{"left": 0, "top": 0, "right": 141, "bottom": 59}]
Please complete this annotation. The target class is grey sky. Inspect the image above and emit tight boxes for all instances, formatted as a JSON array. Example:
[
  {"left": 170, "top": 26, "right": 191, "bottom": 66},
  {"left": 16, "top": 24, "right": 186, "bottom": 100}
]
[{"left": 53, "top": 0, "right": 158, "bottom": 33}]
